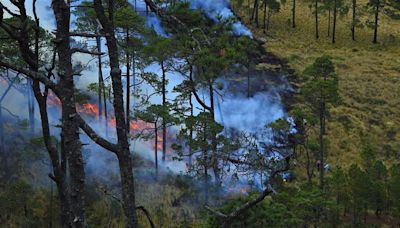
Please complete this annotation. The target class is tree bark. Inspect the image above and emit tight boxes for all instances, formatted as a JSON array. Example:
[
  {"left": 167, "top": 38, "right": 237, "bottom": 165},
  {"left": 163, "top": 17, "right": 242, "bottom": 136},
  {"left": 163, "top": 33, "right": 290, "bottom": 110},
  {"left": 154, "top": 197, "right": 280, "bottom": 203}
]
[
  {"left": 319, "top": 101, "right": 325, "bottom": 189},
  {"left": 327, "top": 9, "right": 331, "bottom": 37},
  {"left": 209, "top": 82, "right": 221, "bottom": 185},
  {"left": 315, "top": 0, "right": 319, "bottom": 39},
  {"left": 52, "top": 1, "right": 85, "bottom": 226},
  {"left": 373, "top": 0, "right": 380, "bottom": 43},
  {"left": 251, "top": 0, "right": 260, "bottom": 27},
  {"left": 188, "top": 65, "right": 194, "bottom": 165},
  {"left": 263, "top": 1, "right": 267, "bottom": 33},
  {"left": 266, "top": 8, "right": 272, "bottom": 31},
  {"left": 93, "top": 1, "right": 138, "bottom": 227},
  {"left": 292, "top": 0, "right": 296, "bottom": 28},
  {"left": 155, "top": 122, "right": 159, "bottom": 177},
  {"left": 255, "top": 0, "right": 259, "bottom": 27},
  {"left": 332, "top": 0, "right": 337, "bottom": 43},
  {"left": 351, "top": 0, "right": 356, "bottom": 41},
  {"left": 0, "top": 1, "right": 77, "bottom": 225},
  {"left": 126, "top": 29, "right": 131, "bottom": 133},
  {"left": 161, "top": 61, "right": 167, "bottom": 161}
]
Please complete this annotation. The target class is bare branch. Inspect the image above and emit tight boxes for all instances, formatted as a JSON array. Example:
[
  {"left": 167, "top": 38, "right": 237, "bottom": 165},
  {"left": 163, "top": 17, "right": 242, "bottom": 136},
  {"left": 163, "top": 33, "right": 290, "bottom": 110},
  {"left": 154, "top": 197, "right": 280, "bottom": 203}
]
[
  {"left": 204, "top": 206, "right": 228, "bottom": 218},
  {"left": 206, "top": 157, "right": 291, "bottom": 227},
  {"left": 0, "top": 106, "right": 20, "bottom": 119},
  {"left": 76, "top": 115, "right": 119, "bottom": 153},
  {"left": 71, "top": 48, "right": 105, "bottom": 55},
  {"left": 192, "top": 89, "right": 211, "bottom": 111},
  {"left": 0, "top": 61, "right": 59, "bottom": 93},
  {"left": 69, "top": 32, "right": 102, "bottom": 38},
  {"left": 136, "top": 206, "right": 156, "bottom": 228},
  {"left": 0, "top": 3, "right": 20, "bottom": 18}
]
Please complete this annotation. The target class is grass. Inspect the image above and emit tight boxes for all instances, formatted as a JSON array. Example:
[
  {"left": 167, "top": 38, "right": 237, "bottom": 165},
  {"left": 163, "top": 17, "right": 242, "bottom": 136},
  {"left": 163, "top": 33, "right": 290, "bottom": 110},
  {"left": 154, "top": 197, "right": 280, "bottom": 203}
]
[{"left": 234, "top": 0, "right": 400, "bottom": 168}]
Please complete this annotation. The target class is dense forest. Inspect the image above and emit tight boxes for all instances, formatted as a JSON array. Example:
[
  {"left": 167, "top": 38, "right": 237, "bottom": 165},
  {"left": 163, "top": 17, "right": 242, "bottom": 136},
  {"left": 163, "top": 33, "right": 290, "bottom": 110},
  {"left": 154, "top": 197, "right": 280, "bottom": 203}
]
[{"left": 0, "top": 0, "right": 399, "bottom": 227}]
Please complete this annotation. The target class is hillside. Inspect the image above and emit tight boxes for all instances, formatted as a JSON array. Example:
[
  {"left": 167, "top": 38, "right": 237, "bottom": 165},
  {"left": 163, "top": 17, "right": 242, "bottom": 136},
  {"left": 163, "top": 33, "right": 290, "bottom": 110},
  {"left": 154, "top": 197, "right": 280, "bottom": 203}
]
[
  {"left": 1, "top": 0, "right": 400, "bottom": 227},
  {"left": 234, "top": 0, "right": 400, "bottom": 167}
]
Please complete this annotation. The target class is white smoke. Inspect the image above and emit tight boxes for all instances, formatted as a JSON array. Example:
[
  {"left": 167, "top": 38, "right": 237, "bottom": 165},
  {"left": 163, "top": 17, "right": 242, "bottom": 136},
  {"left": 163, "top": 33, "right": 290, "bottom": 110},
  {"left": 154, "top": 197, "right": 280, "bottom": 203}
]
[
  {"left": 146, "top": 14, "right": 169, "bottom": 37},
  {"left": 188, "top": 0, "right": 253, "bottom": 37},
  {"left": 215, "top": 92, "right": 284, "bottom": 133}
]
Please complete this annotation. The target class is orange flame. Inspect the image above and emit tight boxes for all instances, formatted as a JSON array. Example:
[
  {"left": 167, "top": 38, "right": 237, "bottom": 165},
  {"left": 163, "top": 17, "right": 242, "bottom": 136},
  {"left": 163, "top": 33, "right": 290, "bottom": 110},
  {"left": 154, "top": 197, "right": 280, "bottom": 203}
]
[
  {"left": 108, "top": 117, "right": 153, "bottom": 132},
  {"left": 77, "top": 103, "right": 99, "bottom": 117}
]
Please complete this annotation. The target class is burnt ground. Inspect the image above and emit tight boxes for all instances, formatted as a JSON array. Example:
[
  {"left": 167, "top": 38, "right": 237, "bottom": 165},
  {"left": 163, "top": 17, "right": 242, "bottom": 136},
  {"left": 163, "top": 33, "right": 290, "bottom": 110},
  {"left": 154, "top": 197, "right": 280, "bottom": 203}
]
[{"left": 223, "top": 39, "right": 298, "bottom": 111}]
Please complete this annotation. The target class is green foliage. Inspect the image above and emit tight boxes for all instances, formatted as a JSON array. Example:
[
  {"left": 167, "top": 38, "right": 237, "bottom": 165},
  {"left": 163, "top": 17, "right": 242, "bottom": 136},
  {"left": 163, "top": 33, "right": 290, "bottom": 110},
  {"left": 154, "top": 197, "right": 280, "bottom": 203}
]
[
  {"left": 0, "top": 181, "right": 55, "bottom": 227},
  {"left": 385, "top": 0, "right": 400, "bottom": 19},
  {"left": 302, "top": 55, "right": 340, "bottom": 110},
  {"left": 264, "top": 0, "right": 283, "bottom": 13},
  {"left": 73, "top": 1, "right": 98, "bottom": 32},
  {"left": 114, "top": 6, "right": 144, "bottom": 31},
  {"left": 144, "top": 35, "right": 175, "bottom": 63},
  {"left": 388, "top": 165, "right": 400, "bottom": 216},
  {"left": 136, "top": 103, "right": 178, "bottom": 125},
  {"left": 0, "top": 16, "right": 50, "bottom": 66}
]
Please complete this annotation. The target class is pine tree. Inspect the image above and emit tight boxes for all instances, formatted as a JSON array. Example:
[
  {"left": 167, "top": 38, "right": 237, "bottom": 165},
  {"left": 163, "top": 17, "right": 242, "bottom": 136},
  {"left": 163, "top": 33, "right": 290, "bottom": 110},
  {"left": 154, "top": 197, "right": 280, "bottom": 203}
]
[{"left": 302, "top": 55, "right": 340, "bottom": 189}]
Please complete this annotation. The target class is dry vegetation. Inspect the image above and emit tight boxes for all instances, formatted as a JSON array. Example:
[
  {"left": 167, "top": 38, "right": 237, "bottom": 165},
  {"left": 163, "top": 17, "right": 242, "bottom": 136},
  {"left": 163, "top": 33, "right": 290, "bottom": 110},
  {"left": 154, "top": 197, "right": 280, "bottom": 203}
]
[{"left": 235, "top": 0, "right": 400, "bottom": 168}]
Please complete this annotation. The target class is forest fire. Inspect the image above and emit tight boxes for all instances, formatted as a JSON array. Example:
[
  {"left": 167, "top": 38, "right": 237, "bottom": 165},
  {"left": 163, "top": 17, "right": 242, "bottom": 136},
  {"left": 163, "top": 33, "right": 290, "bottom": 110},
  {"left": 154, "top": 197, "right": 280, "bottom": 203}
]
[
  {"left": 155, "top": 135, "right": 163, "bottom": 150},
  {"left": 77, "top": 103, "right": 100, "bottom": 118},
  {"left": 47, "top": 92, "right": 99, "bottom": 118},
  {"left": 108, "top": 117, "right": 153, "bottom": 132}
]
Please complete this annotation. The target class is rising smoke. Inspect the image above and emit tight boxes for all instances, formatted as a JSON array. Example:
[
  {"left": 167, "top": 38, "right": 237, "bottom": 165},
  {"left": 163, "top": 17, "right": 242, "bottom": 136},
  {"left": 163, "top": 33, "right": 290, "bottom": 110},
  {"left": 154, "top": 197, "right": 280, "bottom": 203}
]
[{"left": 0, "top": 0, "right": 289, "bottom": 193}]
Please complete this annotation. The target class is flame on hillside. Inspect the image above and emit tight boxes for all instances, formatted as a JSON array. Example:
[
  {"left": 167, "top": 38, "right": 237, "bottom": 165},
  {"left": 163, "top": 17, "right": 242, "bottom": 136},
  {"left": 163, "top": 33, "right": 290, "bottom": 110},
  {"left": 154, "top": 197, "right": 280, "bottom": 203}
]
[
  {"left": 77, "top": 103, "right": 100, "bottom": 118},
  {"left": 46, "top": 92, "right": 175, "bottom": 158}
]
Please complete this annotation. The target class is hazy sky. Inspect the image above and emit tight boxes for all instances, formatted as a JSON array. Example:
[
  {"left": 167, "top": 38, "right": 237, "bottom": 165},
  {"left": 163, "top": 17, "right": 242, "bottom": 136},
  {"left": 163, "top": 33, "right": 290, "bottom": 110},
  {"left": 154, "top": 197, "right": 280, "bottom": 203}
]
[{"left": 3, "top": 0, "right": 55, "bottom": 30}]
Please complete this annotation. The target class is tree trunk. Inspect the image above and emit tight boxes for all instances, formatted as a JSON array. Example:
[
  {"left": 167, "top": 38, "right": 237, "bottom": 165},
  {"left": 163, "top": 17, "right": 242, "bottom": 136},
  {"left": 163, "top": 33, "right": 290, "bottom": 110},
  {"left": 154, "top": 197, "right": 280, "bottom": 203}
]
[
  {"left": 96, "top": 36, "right": 108, "bottom": 136},
  {"left": 161, "top": 61, "right": 167, "bottom": 161},
  {"left": 251, "top": 0, "right": 260, "bottom": 27},
  {"left": 292, "top": 0, "right": 296, "bottom": 28},
  {"left": 319, "top": 102, "right": 325, "bottom": 189},
  {"left": 315, "top": 0, "right": 319, "bottom": 39},
  {"left": 255, "top": 0, "right": 259, "bottom": 27},
  {"left": 155, "top": 122, "right": 158, "bottom": 177},
  {"left": 209, "top": 82, "right": 221, "bottom": 185},
  {"left": 96, "top": 36, "right": 105, "bottom": 121},
  {"left": 1, "top": 1, "right": 79, "bottom": 226},
  {"left": 305, "top": 147, "right": 313, "bottom": 184},
  {"left": 263, "top": 1, "right": 267, "bottom": 34},
  {"left": 188, "top": 65, "right": 194, "bottom": 165},
  {"left": 203, "top": 122, "right": 209, "bottom": 203},
  {"left": 332, "top": 0, "right": 337, "bottom": 43},
  {"left": 58, "top": 30, "right": 85, "bottom": 228},
  {"left": 327, "top": 9, "right": 331, "bottom": 37},
  {"left": 52, "top": 1, "right": 85, "bottom": 226},
  {"left": 250, "top": 0, "right": 257, "bottom": 21},
  {"left": 28, "top": 79, "right": 35, "bottom": 136},
  {"left": 188, "top": 95, "right": 193, "bottom": 165},
  {"left": 266, "top": 8, "right": 272, "bottom": 31},
  {"left": 351, "top": 0, "right": 356, "bottom": 41},
  {"left": 126, "top": 29, "right": 130, "bottom": 133},
  {"left": 373, "top": 0, "right": 379, "bottom": 43},
  {"left": 93, "top": 1, "right": 138, "bottom": 226}
]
